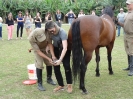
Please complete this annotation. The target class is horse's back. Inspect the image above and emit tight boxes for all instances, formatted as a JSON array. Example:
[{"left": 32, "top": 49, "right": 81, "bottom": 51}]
[{"left": 75, "top": 15, "right": 104, "bottom": 51}]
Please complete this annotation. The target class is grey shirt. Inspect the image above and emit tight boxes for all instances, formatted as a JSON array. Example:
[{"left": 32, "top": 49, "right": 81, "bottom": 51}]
[
  {"left": 117, "top": 12, "right": 125, "bottom": 23},
  {"left": 52, "top": 28, "right": 67, "bottom": 47}
]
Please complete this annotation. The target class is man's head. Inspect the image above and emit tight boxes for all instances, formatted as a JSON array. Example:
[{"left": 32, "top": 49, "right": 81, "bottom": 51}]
[
  {"left": 120, "top": 8, "right": 123, "bottom": 12},
  {"left": 126, "top": 0, "right": 133, "bottom": 11},
  {"left": 126, "top": 0, "right": 133, "bottom": 4},
  {"left": 45, "top": 21, "right": 58, "bottom": 35},
  {"left": 34, "top": 30, "right": 46, "bottom": 42}
]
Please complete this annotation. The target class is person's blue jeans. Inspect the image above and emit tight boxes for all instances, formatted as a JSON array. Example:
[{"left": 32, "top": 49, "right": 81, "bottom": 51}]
[
  {"left": 117, "top": 25, "right": 121, "bottom": 36},
  {"left": 117, "top": 25, "right": 124, "bottom": 36},
  {"left": 68, "top": 18, "right": 74, "bottom": 25},
  {"left": 0, "top": 27, "right": 2, "bottom": 38},
  {"left": 17, "top": 24, "right": 23, "bottom": 37},
  {"left": 35, "top": 23, "right": 41, "bottom": 28}
]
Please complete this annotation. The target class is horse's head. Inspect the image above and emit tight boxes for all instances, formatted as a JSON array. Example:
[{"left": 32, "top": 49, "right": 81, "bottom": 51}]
[{"left": 103, "top": 6, "right": 115, "bottom": 18}]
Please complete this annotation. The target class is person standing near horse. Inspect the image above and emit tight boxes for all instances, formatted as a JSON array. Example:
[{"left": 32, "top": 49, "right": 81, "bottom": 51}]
[
  {"left": 55, "top": 9, "right": 63, "bottom": 27},
  {"left": 65, "top": 9, "right": 76, "bottom": 25},
  {"left": 16, "top": 11, "right": 24, "bottom": 39},
  {"left": 6, "top": 12, "right": 14, "bottom": 40},
  {"left": 117, "top": 8, "right": 125, "bottom": 37},
  {"left": 24, "top": 10, "right": 32, "bottom": 37},
  {"left": 45, "top": 21, "right": 73, "bottom": 93},
  {"left": 117, "top": 0, "right": 133, "bottom": 76},
  {"left": 28, "top": 28, "right": 56, "bottom": 91},
  {"left": 0, "top": 16, "right": 3, "bottom": 40},
  {"left": 45, "top": 12, "right": 53, "bottom": 22},
  {"left": 34, "top": 12, "right": 42, "bottom": 28},
  {"left": 91, "top": 10, "right": 96, "bottom": 15},
  {"left": 78, "top": 10, "right": 85, "bottom": 17}
]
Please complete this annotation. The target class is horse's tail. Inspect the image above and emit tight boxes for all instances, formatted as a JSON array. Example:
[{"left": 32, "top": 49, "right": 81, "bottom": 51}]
[{"left": 71, "top": 20, "right": 84, "bottom": 82}]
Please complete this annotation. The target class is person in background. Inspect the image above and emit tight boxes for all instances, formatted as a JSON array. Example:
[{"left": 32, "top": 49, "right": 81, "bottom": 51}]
[
  {"left": 117, "top": 8, "right": 125, "bottom": 37},
  {"left": 78, "top": 10, "right": 85, "bottom": 17},
  {"left": 16, "top": 11, "right": 24, "bottom": 39},
  {"left": 28, "top": 27, "right": 56, "bottom": 91},
  {"left": 6, "top": 12, "right": 14, "bottom": 40},
  {"left": 24, "top": 10, "right": 32, "bottom": 36},
  {"left": 55, "top": 9, "right": 63, "bottom": 27},
  {"left": 45, "top": 21, "right": 73, "bottom": 93},
  {"left": 91, "top": 10, "right": 96, "bottom": 15},
  {"left": 34, "top": 12, "right": 42, "bottom": 28},
  {"left": 65, "top": 9, "right": 76, "bottom": 25},
  {"left": 45, "top": 12, "right": 53, "bottom": 22},
  {"left": 117, "top": 0, "right": 133, "bottom": 76},
  {"left": 0, "top": 17, "right": 3, "bottom": 40}
]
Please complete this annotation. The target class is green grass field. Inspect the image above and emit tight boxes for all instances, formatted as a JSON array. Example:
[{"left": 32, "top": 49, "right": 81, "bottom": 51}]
[{"left": 0, "top": 24, "right": 133, "bottom": 99}]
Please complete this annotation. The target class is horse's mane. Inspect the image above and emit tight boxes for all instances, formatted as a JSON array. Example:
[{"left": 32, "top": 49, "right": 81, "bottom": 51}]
[{"left": 103, "top": 6, "right": 114, "bottom": 18}]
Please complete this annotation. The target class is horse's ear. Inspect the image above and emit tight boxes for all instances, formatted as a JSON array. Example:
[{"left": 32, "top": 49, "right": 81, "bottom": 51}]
[{"left": 112, "top": 6, "right": 115, "bottom": 11}]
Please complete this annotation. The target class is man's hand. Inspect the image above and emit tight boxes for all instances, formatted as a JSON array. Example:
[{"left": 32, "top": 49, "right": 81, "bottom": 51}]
[
  {"left": 48, "top": 58, "right": 54, "bottom": 65},
  {"left": 52, "top": 56, "right": 57, "bottom": 61},
  {"left": 115, "top": 19, "right": 119, "bottom": 25}
]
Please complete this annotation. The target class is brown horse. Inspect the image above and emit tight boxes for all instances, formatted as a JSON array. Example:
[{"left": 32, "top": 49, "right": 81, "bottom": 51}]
[{"left": 68, "top": 6, "right": 116, "bottom": 94}]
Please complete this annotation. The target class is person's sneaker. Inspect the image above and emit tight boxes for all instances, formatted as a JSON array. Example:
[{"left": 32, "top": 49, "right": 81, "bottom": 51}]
[
  {"left": 67, "top": 84, "right": 73, "bottom": 93},
  {"left": 128, "top": 71, "right": 133, "bottom": 76},
  {"left": 47, "top": 78, "right": 56, "bottom": 85},
  {"left": 38, "top": 83, "right": 46, "bottom": 91},
  {"left": 123, "top": 67, "right": 129, "bottom": 71},
  {"left": 53, "top": 86, "right": 64, "bottom": 92}
]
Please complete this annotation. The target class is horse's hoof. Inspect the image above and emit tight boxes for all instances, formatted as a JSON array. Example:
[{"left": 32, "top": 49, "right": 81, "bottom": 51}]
[
  {"left": 81, "top": 89, "right": 88, "bottom": 94},
  {"left": 81, "top": 90, "right": 88, "bottom": 94},
  {"left": 109, "top": 71, "right": 114, "bottom": 75},
  {"left": 96, "top": 74, "right": 100, "bottom": 77}
]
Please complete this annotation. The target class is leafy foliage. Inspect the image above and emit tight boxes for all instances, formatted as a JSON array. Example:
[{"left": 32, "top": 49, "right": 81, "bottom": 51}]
[{"left": 0, "top": 0, "right": 127, "bottom": 22}]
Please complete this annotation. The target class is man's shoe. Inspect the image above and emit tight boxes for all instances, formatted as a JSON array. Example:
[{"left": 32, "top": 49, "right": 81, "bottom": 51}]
[
  {"left": 38, "top": 83, "right": 46, "bottom": 91},
  {"left": 123, "top": 67, "right": 129, "bottom": 71},
  {"left": 128, "top": 72, "right": 133, "bottom": 76},
  {"left": 47, "top": 78, "right": 56, "bottom": 85}
]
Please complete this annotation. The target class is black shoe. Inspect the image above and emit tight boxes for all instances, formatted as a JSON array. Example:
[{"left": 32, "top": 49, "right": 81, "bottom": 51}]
[
  {"left": 128, "top": 72, "right": 133, "bottom": 76},
  {"left": 38, "top": 83, "right": 46, "bottom": 91},
  {"left": 47, "top": 78, "right": 56, "bottom": 85},
  {"left": 123, "top": 68, "right": 129, "bottom": 71}
]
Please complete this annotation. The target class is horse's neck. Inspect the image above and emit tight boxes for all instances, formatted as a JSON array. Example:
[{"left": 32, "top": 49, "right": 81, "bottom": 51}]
[{"left": 101, "top": 14, "right": 113, "bottom": 21}]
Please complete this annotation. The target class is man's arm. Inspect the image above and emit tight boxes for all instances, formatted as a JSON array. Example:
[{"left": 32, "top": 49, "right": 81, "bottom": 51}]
[
  {"left": 36, "top": 50, "right": 53, "bottom": 63},
  {"left": 118, "top": 21, "right": 124, "bottom": 27}
]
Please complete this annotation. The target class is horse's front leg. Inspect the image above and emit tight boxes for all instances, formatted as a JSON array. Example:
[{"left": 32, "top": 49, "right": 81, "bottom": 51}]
[
  {"left": 106, "top": 46, "right": 113, "bottom": 75},
  {"left": 79, "top": 64, "right": 88, "bottom": 94},
  {"left": 95, "top": 48, "right": 100, "bottom": 77}
]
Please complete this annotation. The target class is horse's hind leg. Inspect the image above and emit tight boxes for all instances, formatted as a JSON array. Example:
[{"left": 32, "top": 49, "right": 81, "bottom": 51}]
[
  {"left": 95, "top": 47, "right": 100, "bottom": 77},
  {"left": 106, "top": 45, "right": 114, "bottom": 75},
  {"left": 79, "top": 65, "right": 88, "bottom": 94},
  {"left": 79, "top": 53, "right": 92, "bottom": 94}
]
